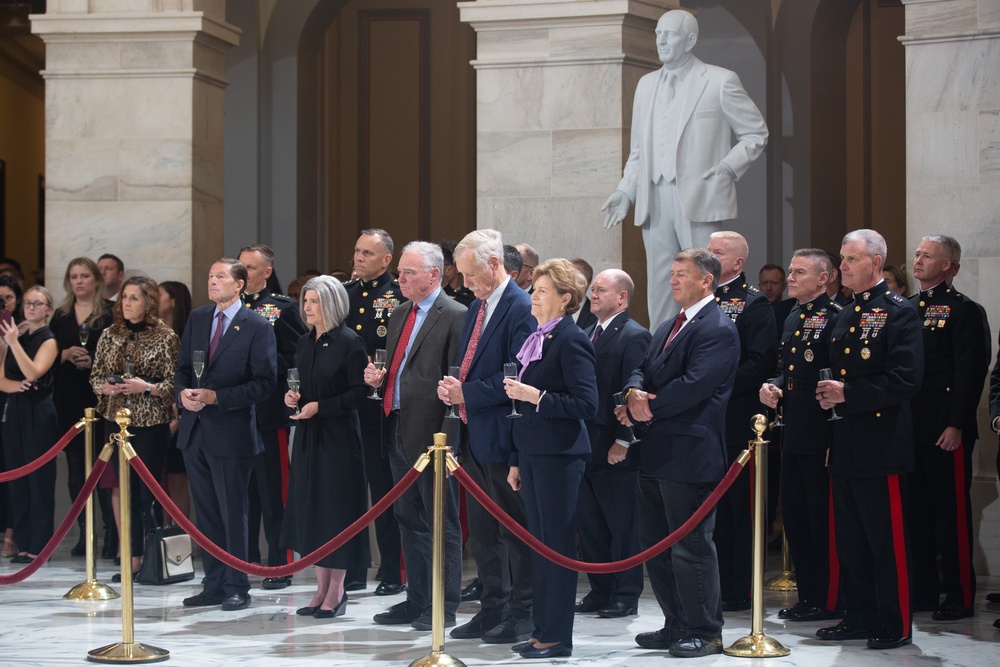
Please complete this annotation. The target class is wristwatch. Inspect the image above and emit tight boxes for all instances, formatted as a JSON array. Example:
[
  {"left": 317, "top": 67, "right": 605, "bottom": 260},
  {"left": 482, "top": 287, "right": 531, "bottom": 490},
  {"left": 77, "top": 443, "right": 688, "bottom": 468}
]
[{"left": 144, "top": 384, "right": 152, "bottom": 395}]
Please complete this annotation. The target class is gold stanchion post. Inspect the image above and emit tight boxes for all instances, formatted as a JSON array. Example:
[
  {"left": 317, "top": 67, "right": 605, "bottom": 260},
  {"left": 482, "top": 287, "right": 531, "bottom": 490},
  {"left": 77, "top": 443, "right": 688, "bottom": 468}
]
[
  {"left": 724, "top": 415, "right": 790, "bottom": 658},
  {"left": 88, "top": 408, "right": 169, "bottom": 664},
  {"left": 764, "top": 531, "right": 797, "bottom": 592},
  {"left": 66, "top": 408, "right": 120, "bottom": 601},
  {"left": 408, "top": 433, "right": 466, "bottom": 667}
]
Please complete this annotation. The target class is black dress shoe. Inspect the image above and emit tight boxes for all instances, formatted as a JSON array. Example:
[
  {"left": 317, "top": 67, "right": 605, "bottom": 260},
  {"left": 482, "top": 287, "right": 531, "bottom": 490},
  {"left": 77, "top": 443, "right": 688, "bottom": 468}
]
[
  {"left": 221, "top": 593, "right": 251, "bottom": 611},
  {"left": 721, "top": 596, "right": 751, "bottom": 612},
  {"left": 374, "top": 581, "right": 406, "bottom": 596},
  {"left": 636, "top": 628, "right": 683, "bottom": 650},
  {"left": 261, "top": 576, "right": 292, "bottom": 590},
  {"left": 985, "top": 592, "right": 1000, "bottom": 603},
  {"left": 511, "top": 640, "right": 537, "bottom": 652},
  {"left": 411, "top": 613, "right": 456, "bottom": 631},
  {"left": 183, "top": 590, "right": 226, "bottom": 607},
  {"left": 71, "top": 534, "right": 86, "bottom": 557},
  {"left": 460, "top": 577, "right": 482, "bottom": 602},
  {"left": 450, "top": 610, "right": 502, "bottom": 640},
  {"left": 518, "top": 642, "right": 572, "bottom": 659},
  {"left": 866, "top": 634, "right": 911, "bottom": 649},
  {"left": 778, "top": 600, "right": 808, "bottom": 619},
  {"left": 597, "top": 601, "right": 637, "bottom": 618},
  {"left": 816, "top": 620, "right": 870, "bottom": 641},
  {"left": 344, "top": 580, "right": 367, "bottom": 592},
  {"left": 296, "top": 606, "right": 319, "bottom": 616},
  {"left": 668, "top": 633, "right": 723, "bottom": 658},
  {"left": 482, "top": 617, "right": 534, "bottom": 643},
  {"left": 574, "top": 594, "right": 606, "bottom": 614},
  {"left": 373, "top": 600, "right": 422, "bottom": 625},
  {"left": 313, "top": 593, "right": 348, "bottom": 619},
  {"left": 11, "top": 554, "right": 34, "bottom": 564},
  {"left": 933, "top": 602, "right": 973, "bottom": 621},
  {"left": 789, "top": 603, "right": 845, "bottom": 622}
]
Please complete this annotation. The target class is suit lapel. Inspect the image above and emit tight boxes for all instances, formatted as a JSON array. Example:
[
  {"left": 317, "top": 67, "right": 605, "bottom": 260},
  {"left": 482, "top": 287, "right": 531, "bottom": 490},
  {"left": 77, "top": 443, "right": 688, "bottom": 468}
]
[
  {"left": 471, "top": 283, "right": 514, "bottom": 366},
  {"left": 595, "top": 312, "right": 628, "bottom": 353},
  {"left": 678, "top": 59, "right": 709, "bottom": 138}
]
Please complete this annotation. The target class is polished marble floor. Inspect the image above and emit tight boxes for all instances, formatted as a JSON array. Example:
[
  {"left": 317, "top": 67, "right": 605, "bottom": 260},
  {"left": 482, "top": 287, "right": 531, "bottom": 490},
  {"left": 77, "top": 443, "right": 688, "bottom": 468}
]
[{"left": 2, "top": 546, "right": 999, "bottom": 666}]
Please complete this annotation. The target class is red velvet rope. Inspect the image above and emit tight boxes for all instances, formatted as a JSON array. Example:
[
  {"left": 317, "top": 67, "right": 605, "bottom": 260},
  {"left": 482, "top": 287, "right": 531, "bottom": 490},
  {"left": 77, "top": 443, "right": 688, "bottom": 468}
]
[
  {"left": 128, "top": 455, "right": 421, "bottom": 578},
  {"left": 452, "top": 457, "right": 746, "bottom": 574},
  {"left": 0, "top": 424, "right": 83, "bottom": 483},
  {"left": 0, "top": 456, "right": 109, "bottom": 585}
]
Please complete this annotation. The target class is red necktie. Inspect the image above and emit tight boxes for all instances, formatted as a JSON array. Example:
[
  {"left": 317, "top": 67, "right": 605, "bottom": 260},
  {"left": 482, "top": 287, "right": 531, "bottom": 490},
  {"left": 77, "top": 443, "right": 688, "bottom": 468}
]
[
  {"left": 458, "top": 302, "right": 487, "bottom": 424},
  {"left": 383, "top": 305, "right": 418, "bottom": 416},
  {"left": 209, "top": 311, "right": 225, "bottom": 360},
  {"left": 663, "top": 311, "right": 687, "bottom": 350}
]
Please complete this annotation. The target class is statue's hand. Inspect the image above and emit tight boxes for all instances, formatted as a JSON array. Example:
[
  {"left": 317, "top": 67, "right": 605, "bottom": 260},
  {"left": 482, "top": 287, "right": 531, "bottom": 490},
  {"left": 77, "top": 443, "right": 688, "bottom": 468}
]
[
  {"left": 601, "top": 190, "right": 631, "bottom": 229},
  {"left": 702, "top": 162, "right": 736, "bottom": 180}
]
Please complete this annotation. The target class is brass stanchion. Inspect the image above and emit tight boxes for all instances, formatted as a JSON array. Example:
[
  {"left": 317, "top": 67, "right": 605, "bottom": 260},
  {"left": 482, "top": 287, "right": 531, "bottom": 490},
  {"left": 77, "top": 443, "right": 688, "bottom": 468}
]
[
  {"left": 408, "top": 433, "right": 466, "bottom": 667},
  {"left": 66, "top": 408, "right": 120, "bottom": 601},
  {"left": 724, "top": 415, "right": 790, "bottom": 658},
  {"left": 88, "top": 408, "right": 169, "bottom": 664},
  {"left": 764, "top": 531, "right": 797, "bottom": 592}
]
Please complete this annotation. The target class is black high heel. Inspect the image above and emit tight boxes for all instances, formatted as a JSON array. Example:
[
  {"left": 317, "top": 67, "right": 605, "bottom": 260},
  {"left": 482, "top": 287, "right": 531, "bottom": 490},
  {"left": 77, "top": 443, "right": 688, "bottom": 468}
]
[{"left": 313, "top": 592, "right": 349, "bottom": 619}]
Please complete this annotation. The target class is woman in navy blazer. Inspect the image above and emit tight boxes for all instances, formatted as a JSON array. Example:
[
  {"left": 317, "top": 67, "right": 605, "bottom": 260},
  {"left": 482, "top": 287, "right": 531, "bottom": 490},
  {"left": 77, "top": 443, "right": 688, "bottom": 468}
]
[{"left": 503, "top": 259, "right": 598, "bottom": 659}]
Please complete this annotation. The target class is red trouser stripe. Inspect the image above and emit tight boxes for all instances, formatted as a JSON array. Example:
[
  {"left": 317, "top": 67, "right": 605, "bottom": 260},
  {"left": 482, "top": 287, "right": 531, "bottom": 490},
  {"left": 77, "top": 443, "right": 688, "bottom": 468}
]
[
  {"left": 952, "top": 445, "right": 973, "bottom": 608},
  {"left": 826, "top": 483, "right": 840, "bottom": 610},
  {"left": 887, "top": 474, "right": 911, "bottom": 636}
]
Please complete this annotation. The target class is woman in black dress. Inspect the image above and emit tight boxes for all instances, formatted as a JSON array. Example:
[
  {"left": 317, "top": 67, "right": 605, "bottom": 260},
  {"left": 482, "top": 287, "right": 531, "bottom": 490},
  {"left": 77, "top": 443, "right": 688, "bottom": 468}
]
[
  {"left": 281, "top": 275, "right": 368, "bottom": 619},
  {"left": 0, "top": 286, "right": 60, "bottom": 563},
  {"left": 49, "top": 257, "right": 115, "bottom": 557},
  {"left": 0, "top": 275, "right": 24, "bottom": 558},
  {"left": 158, "top": 281, "right": 192, "bottom": 522}
]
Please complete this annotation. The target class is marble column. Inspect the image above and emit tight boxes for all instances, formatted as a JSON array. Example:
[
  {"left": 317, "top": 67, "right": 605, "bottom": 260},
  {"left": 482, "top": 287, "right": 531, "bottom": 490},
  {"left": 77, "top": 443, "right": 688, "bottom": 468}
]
[
  {"left": 901, "top": 0, "right": 1000, "bottom": 576},
  {"left": 459, "top": 0, "right": 679, "bottom": 325},
  {"left": 31, "top": 0, "right": 239, "bottom": 304}
]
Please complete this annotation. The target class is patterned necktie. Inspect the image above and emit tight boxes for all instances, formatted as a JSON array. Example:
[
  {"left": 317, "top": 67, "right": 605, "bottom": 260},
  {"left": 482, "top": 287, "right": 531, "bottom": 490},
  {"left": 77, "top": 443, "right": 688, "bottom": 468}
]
[
  {"left": 663, "top": 311, "right": 687, "bottom": 350},
  {"left": 208, "top": 311, "right": 225, "bottom": 360},
  {"left": 383, "top": 305, "right": 418, "bottom": 416},
  {"left": 591, "top": 324, "right": 604, "bottom": 346},
  {"left": 458, "top": 302, "right": 487, "bottom": 424}
]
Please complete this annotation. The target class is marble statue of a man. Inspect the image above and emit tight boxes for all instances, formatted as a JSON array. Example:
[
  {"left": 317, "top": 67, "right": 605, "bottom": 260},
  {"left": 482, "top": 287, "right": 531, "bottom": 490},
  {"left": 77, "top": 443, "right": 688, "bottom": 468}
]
[{"left": 602, "top": 9, "right": 768, "bottom": 328}]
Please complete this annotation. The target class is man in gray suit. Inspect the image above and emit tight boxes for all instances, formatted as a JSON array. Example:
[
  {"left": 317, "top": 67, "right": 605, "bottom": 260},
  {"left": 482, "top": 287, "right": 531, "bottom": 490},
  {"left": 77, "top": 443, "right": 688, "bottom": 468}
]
[
  {"left": 366, "top": 241, "right": 467, "bottom": 630},
  {"left": 602, "top": 9, "right": 768, "bottom": 329}
]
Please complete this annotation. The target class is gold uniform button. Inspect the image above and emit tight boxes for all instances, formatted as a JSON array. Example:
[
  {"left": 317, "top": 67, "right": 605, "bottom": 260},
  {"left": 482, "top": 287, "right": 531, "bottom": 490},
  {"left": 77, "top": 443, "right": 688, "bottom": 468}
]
[
  {"left": 844, "top": 348, "right": 850, "bottom": 354},
  {"left": 788, "top": 365, "right": 794, "bottom": 371},
  {"left": 850, "top": 326, "right": 856, "bottom": 333},
  {"left": 791, "top": 347, "right": 797, "bottom": 354},
  {"left": 363, "top": 291, "right": 369, "bottom": 297},
  {"left": 800, "top": 313, "right": 806, "bottom": 319},
  {"left": 356, "top": 324, "right": 362, "bottom": 331},
  {"left": 840, "top": 369, "right": 847, "bottom": 377},
  {"left": 359, "top": 307, "right": 365, "bottom": 314},
  {"left": 946, "top": 387, "right": 951, "bottom": 392},
  {"left": 855, "top": 306, "right": 861, "bottom": 312},
  {"left": 919, "top": 301, "right": 925, "bottom": 307},
  {"left": 795, "top": 331, "right": 801, "bottom": 336},
  {"left": 876, "top": 412, "right": 881, "bottom": 417}
]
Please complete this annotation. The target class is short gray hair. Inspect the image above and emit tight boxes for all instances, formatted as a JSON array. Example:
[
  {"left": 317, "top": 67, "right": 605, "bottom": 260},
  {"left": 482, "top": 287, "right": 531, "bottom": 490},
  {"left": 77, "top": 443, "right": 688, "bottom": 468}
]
[
  {"left": 401, "top": 241, "right": 444, "bottom": 274},
  {"left": 792, "top": 248, "right": 834, "bottom": 274},
  {"left": 921, "top": 235, "right": 962, "bottom": 264},
  {"left": 301, "top": 275, "right": 349, "bottom": 331},
  {"left": 842, "top": 229, "right": 887, "bottom": 261},
  {"left": 674, "top": 248, "right": 722, "bottom": 289},
  {"left": 455, "top": 229, "right": 503, "bottom": 270},
  {"left": 360, "top": 228, "right": 394, "bottom": 255}
]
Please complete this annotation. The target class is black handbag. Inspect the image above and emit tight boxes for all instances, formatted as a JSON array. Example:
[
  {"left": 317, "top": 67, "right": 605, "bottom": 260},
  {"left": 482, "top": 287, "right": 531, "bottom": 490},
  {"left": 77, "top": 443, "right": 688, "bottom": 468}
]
[{"left": 137, "top": 508, "right": 195, "bottom": 585}]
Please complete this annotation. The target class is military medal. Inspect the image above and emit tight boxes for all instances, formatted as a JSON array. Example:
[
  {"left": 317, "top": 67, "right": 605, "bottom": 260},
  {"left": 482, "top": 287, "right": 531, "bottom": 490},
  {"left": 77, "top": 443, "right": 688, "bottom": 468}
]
[
  {"left": 860, "top": 348, "right": 871, "bottom": 360},
  {"left": 377, "top": 325, "right": 387, "bottom": 337},
  {"left": 804, "top": 349, "right": 814, "bottom": 362}
]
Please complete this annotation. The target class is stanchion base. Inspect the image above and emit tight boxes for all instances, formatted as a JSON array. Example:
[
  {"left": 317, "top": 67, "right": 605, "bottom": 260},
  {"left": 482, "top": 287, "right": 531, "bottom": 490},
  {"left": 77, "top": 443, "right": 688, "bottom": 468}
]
[
  {"left": 764, "top": 571, "right": 797, "bottom": 592},
  {"left": 65, "top": 580, "right": 121, "bottom": 601},
  {"left": 88, "top": 642, "right": 169, "bottom": 663},
  {"left": 408, "top": 650, "right": 468, "bottom": 667},
  {"left": 724, "top": 633, "right": 790, "bottom": 658}
]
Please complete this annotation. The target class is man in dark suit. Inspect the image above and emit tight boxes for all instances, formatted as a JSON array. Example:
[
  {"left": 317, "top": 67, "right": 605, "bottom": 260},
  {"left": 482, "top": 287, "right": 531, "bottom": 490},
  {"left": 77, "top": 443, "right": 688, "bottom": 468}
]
[
  {"left": 368, "top": 241, "right": 467, "bottom": 630},
  {"left": 175, "top": 258, "right": 277, "bottom": 611},
  {"left": 621, "top": 248, "right": 739, "bottom": 658},
  {"left": 570, "top": 258, "right": 598, "bottom": 330},
  {"left": 438, "top": 229, "right": 536, "bottom": 643},
  {"left": 707, "top": 231, "right": 777, "bottom": 612},
  {"left": 575, "top": 269, "right": 650, "bottom": 619}
]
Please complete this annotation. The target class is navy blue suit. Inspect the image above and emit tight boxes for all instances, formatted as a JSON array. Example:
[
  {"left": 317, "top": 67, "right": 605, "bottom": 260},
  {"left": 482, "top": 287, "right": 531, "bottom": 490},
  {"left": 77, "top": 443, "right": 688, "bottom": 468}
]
[
  {"left": 511, "top": 316, "right": 597, "bottom": 645},
  {"left": 578, "top": 311, "right": 650, "bottom": 610},
  {"left": 175, "top": 303, "right": 277, "bottom": 597},
  {"left": 626, "top": 299, "right": 739, "bottom": 636}
]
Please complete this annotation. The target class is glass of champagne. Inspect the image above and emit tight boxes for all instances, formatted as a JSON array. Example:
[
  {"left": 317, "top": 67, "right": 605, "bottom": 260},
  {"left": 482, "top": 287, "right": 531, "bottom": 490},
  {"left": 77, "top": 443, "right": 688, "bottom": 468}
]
[
  {"left": 192, "top": 350, "right": 205, "bottom": 388},
  {"left": 444, "top": 365, "right": 461, "bottom": 419},
  {"left": 123, "top": 357, "right": 135, "bottom": 407},
  {"left": 370, "top": 349, "right": 387, "bottom": 400},
  {"left": 287, "top": 368, "right": 301, "bottom": 414},
  {"left": 76, "top": 322, "right": 90, "bottom": 366},
  {"left": 818, "top": 368, "right": 842, "bottom": 421},
  {"left": 504, "top": 362, "right": 522, "bottom": 419},
  {"left": 766, "top": 377, "right": 784, "bottom": 428},
  {"left": 613, "top": 391, "right": 640, "bottom": 445}
]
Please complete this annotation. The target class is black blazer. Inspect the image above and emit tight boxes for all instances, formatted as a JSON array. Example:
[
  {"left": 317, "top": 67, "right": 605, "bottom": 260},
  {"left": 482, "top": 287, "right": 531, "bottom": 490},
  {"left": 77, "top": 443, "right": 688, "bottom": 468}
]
[
  {"left": 576, "top": 297, "right": 598, "bottom": 331},
  {"left": 510, "top": 316, "right": 598, "bottom": 465}
]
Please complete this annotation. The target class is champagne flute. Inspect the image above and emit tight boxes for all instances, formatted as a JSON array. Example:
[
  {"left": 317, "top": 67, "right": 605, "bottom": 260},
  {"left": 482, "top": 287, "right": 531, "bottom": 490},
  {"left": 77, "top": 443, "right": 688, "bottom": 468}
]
[
  {"left": 287, "top": 368, "right": 301, "bottom": 415},
  {"left": 370, "top": 349, "right": 387, "bottom": 400},
  {"left": 192, "top": 350, "right": 205, "bottom": 389},
  {"left": 444, "top": 365, "right": 461, "bottom": 419},
  {"left": 818, "top": 368, "right": 842, "bottom": 421},
  {"left": 612, "top": 391, "right": 640, "bottom": 446},
  {"left": 766, "top": 377, "right": 784, "bottom": 428},
  {"left": 123, "top": 357, "right": 135, "bottom": 407},
  {"left": 504, "top": 362, "right": 522, "bottom": 418},
  {"left": 76, "top": 322, "right": 90, "bottom": 365}
]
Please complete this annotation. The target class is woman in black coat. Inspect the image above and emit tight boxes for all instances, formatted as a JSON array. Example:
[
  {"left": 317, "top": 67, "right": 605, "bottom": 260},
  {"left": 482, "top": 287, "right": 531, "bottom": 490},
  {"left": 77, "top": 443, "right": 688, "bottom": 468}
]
[{"left": 503, "top": 258, "right": 598, "bottom": 659}]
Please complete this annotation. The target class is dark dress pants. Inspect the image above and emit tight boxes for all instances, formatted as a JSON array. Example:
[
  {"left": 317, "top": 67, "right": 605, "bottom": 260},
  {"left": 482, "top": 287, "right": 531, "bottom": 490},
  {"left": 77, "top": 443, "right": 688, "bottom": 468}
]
[
  {"left": 639, "top": 473, "right": 723, "bottom": 635},
  {"left": 247, "top": 428, "right": 288, "bottom": 566}
]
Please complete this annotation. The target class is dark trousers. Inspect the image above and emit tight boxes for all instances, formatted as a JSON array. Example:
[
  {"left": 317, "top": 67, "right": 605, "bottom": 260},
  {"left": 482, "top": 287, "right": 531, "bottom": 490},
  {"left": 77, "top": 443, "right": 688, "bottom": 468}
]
[
  {"left": 106, "top": 420, "right": 169, "bottom": 556},
  {"left": 3, "top": 395, "right": 58, "bottom": 555},
  {"left": 520, "top": 452, "right": 585, "bottom": 645},
  {"left": 908, "top": 440, "right": 976, "bottom": 609},
  {"left": 832, "top": 474, "right": 912, "bottom": 638},
  {"left": 347, "top": 400, "right": 401, "bottom": 584},
  {"left": 576, "top": 466, "right": 643, "bottom": 607},
  {"left": 713, "top": 451, "right": 752, "bottom": 601},
  {"left": 247, "top": 428, "right": 288, "bottom": 566},
  {"left": 640, "top": 473, "right": 723, "bottom": 635},
  {"left": 386, "top": 412, "right": 462, "bottom": 616},
  {"left": 781, "top": 451, "right": 839, "bottom": 609},
  {"left": 183, "top": 425, "right": 255, "bottom": 597},
  {"left": 462, "top": 442, "right": 533, "bottom": 622}
]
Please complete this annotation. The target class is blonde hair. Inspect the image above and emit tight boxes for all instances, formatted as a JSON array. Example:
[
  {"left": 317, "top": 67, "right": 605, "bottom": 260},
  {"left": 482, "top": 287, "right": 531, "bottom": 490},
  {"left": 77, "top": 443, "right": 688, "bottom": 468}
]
[
  {"left": 58, "top": 257, "right": 109, "bottom": 327},
  {"left": 533, "top": 258, "right": 587, "bottom": 315},
  {"left": 24, "top": 285, "right": 54, "bottom": 323}
]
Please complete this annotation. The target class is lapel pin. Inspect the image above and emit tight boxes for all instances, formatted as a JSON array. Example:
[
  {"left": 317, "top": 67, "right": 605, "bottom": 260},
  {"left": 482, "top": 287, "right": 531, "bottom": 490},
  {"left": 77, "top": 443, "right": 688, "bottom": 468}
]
[{"left": 234, "top": 325, "right": 240, "bottom": 332}]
